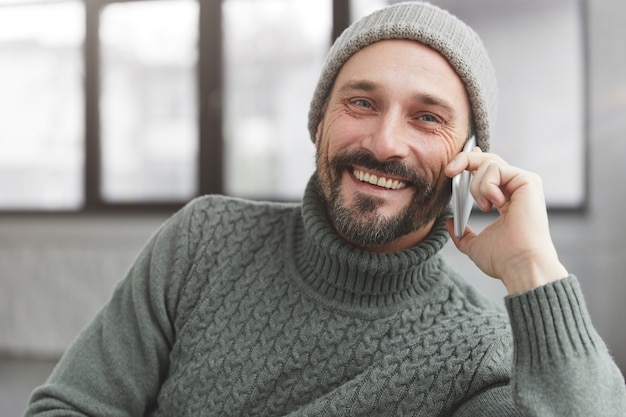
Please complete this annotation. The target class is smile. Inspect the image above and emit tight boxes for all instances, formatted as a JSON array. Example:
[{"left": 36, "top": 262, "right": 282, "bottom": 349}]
[{"left": 352, "top": 168, "right": 408, "bottom": 190}]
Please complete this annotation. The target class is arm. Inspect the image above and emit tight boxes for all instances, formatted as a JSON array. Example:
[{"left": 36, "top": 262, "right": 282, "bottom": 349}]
[
  {"left": 24, "top": 204, "right": 195, "bottom": 416},
  {"left": 445, "top": 149, "right": 626, "bottom": 415},
  {"left": 505, "top": 276, "right": 626, "bottom": 416}
]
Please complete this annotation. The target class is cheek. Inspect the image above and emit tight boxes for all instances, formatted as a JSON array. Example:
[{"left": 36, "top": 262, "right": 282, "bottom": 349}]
[
  {"left": 315, "top": 122, "right": 335, "bottom": 184},
  {"left": 411, "top": 139, "right": 454, "bottom": 182},
  {"left": 322, "top": 108, "right": 367, "bottom": 151},
  {"left": 438, "top": 130, "right": 465, "bottom": 160}
]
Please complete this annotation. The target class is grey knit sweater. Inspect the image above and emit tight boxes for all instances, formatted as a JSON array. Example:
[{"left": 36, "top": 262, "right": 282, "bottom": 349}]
[{"left": 26, "top": 177, "right": 626, "bottom": 416}]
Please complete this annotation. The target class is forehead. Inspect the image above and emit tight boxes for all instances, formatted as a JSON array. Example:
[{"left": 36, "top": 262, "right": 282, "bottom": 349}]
[{"left": 331, "top": 39, "right": 470, "bottom": 112}]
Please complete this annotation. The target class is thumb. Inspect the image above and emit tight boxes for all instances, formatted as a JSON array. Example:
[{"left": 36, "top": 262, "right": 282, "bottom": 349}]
[{"left": 445, "top": 218, "right": 476, "bottom": 256}]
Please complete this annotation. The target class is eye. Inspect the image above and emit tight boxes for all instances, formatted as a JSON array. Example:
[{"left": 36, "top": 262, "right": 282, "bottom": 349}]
[
  {"left": 418, "top": 113, "right": 439, "bottom": 123},
  {"left": 411, "top": 112, "right": 445, "bottom": 133},
  {"left": 352, "top": 98, "right": 373, "bottom": 109}
]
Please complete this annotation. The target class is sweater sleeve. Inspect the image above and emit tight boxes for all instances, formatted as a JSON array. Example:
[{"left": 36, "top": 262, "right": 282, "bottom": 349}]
[
  {"left": 24, "top": 202, "right": 197, "bottom": 417},
  {"left": 504, "top": 275, "right": 626, "bottom": 416},
  {"left": 452, "top": 275, "right": 625, "bottom": 417}
]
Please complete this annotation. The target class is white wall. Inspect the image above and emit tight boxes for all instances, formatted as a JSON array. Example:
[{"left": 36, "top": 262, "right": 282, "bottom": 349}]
[
  {"left": 0, "top": 214, "right": 168, "bottom": 357},
  {"left": 1, "top": 0, "right": 625, "bottom": 378}
]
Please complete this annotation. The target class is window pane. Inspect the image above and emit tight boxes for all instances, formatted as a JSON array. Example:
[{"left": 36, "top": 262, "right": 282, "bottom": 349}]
[
  {"left": 223, "top": 0, "right": 331, "bottom": 199},
  {"left": 0, "top": 1, "right": 84, "bottom": 210},
  {"left": 100, "top": 0, "right": 199, "bottom": 203}
]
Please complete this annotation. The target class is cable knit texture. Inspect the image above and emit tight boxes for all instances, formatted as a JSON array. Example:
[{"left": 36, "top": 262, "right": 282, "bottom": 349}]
[{"left": 26, "top": 177, "right": 626, "bottom": 416}]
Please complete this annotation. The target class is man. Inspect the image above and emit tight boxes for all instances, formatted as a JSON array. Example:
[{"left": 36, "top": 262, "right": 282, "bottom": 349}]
[{"left": 25, "top": 2, "right": 625, "bottom": 416}]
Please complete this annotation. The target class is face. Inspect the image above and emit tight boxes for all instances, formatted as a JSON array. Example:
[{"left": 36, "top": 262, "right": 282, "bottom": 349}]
[{"left": 315, "top": 39, "right": 471, "bottom": 252}]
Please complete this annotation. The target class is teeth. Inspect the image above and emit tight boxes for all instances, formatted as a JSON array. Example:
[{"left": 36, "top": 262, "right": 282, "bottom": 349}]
[{"left": 353, "top": 169, "right": 406, "bottom": 190}]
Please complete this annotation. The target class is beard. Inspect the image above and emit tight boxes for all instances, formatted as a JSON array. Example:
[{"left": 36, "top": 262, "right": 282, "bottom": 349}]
[{"left": 315, "top": 148, "right": 451, "bottom": 248}]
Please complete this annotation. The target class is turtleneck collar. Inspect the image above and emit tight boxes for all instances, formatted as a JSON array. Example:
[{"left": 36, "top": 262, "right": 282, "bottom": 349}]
[{"left": 289, "top": 174, "right": 452, "bottom": 315}]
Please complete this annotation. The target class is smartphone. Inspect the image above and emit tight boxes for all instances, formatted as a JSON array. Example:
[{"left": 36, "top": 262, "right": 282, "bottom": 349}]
[{"left": 451, "top": 136, "right": 476, "bottom": 238}]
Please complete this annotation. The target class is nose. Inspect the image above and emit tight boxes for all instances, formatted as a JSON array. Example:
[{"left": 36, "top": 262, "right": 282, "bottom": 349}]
[{"left": 361, "top": 109, "right": 411, "bottom": 161}]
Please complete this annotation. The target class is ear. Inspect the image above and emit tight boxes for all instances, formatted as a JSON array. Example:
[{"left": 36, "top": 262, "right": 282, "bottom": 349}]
[{"left": 314, "top": 119, "right": 323, "bottom": 147}]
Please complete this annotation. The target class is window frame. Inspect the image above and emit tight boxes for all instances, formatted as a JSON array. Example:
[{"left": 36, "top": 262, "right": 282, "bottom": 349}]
[{"left": 83, "top": 0, "right": 223, "bottom": 213}]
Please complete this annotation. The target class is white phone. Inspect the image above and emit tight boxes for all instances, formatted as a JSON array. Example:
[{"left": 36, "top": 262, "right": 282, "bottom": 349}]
[{"left": 451, "top": 136, "right": 476, "bottom": 238}]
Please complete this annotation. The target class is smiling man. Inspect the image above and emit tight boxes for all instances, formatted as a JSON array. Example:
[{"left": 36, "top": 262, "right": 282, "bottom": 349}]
[
  {"left": 315, "top": 39, "right": 471, "bottom": 252},
  {"left": 25, "top": 2, "right": 625, "bottom": 417}
]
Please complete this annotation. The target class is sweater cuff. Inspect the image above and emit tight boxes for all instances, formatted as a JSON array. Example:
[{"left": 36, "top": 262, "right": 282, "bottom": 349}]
[{"left": 504, "top": 275, "right": 602, "bottom": 367}]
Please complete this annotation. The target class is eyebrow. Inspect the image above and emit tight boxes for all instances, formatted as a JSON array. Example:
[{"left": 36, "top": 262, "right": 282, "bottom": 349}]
[
  {"left": 413, "top": 93, "right": 457, "bottom": 117},
  {"left": 337, "top": 80, "right": 378, "bottom": 95}
]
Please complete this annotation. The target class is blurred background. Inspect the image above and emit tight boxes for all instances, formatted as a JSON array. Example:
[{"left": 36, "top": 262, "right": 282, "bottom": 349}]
[{"left": 1, "top": 0, "right": 625, "bottom": 415}]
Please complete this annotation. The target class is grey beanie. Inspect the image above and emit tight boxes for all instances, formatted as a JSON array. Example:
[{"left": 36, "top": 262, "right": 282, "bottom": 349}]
[{"left": 308, "top": 1, "right": 497, "bottom": 151}]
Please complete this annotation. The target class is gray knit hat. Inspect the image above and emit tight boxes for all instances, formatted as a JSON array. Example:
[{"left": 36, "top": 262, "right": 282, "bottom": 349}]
[{"left": 308, "top": 1, "right": 497, "bottom": 151}]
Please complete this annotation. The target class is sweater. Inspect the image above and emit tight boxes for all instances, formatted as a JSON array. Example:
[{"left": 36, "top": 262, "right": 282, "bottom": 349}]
[{"left": 25, "top": 176, "right": 626, "bottom": 416}]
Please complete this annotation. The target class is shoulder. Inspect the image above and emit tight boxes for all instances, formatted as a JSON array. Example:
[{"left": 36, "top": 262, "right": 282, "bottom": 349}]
[
  {"left": 171, "top": 194, "right": 300, "bottom": 258},
  {"left": 177, "top": 194, "right": 298, "bottom": 238},
  {"left": 184, "top": 194, "right": 299, "bottom": 223}
]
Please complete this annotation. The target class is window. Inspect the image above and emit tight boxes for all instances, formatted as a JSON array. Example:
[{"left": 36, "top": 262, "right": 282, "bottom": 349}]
[
  {"left": 2, "top": 0, "right": 582, "bottom": 212},
  {"left": 222, "top": 0, "right": 330, "bottom": 199},
  {"left": 0, "top": 0, "right": 84, "bottom": 210},
  {"left": 99, "top": 0, "right": 199, "bottom": 203}
]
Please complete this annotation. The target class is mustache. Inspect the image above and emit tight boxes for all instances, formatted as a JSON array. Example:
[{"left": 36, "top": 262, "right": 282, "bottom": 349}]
[{"left": 329, "top": 150, "right": 425, "bottom": 186}]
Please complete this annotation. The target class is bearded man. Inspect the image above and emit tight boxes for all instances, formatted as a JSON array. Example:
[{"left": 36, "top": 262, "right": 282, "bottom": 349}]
[{"left": 25, "top": 2, "right": 626, "bottom": 416}]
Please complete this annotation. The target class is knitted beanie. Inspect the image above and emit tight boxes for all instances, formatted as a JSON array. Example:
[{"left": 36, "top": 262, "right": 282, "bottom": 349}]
[{"left": 308, "top": 1, "right": 497, "bottom": 152}]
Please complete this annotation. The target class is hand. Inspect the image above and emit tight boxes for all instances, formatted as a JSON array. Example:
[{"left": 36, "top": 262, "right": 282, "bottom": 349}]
[{"left": 444, "top": 148, "right": 568, "bottom": 295}]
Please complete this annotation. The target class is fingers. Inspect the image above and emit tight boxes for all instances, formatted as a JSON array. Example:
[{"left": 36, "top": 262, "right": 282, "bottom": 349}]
[
  {"left": 471, "top": 159, "right": 510, "bottom": 210},
  {"left": 446, "top": 149, "right": 531, "bottom": 212},
  {"left": 445, "top": 147, "right": 502, "bottom": 183}
]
